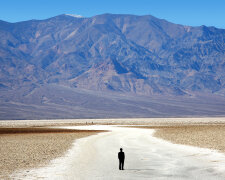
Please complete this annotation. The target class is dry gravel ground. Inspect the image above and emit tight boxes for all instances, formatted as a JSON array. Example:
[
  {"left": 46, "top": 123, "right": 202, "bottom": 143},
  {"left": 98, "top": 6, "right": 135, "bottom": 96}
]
[
  {"left": 153, "top": 124, "right": 225, "bottom": 153},
  {"left": 13, "top": 125, "right": 225, "bottom": 180},
  {"left": 1, "top": 118, "right": 225, "bottom": 179},
  {"left": 0, "top": 128, "right": 104, "bottom": 179},
  {"left": 131, "top": 124, "right": 225, "bottom": 153}
]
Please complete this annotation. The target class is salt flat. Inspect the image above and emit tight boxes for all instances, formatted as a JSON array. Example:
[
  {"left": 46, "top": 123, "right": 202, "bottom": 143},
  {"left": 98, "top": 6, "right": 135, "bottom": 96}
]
[
  {"left": 1, "top": 117, "right": 225, "bottom": 127},
  {"left": 11, "top": 125, "right": 225, "bottom": 180}
]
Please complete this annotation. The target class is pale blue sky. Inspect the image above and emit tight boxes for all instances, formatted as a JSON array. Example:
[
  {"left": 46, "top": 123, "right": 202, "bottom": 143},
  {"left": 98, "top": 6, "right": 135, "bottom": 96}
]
[{"left": 0, "top": 0, "right": 224, "bottom": 28}]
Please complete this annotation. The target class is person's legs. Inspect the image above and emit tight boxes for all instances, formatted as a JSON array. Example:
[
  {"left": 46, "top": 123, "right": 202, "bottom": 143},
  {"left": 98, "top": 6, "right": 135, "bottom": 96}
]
[
  {"left": 121, "top": 160, "right": 124, "bottom": 170},
  {"left": 119, "top": 160, "right": 121, "bottom": 170}
]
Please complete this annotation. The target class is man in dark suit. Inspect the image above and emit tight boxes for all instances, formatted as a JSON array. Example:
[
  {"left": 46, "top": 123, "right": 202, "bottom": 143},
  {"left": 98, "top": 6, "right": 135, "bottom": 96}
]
[{"left": 118, "top": 148, "right": 125, "bottom": 170}]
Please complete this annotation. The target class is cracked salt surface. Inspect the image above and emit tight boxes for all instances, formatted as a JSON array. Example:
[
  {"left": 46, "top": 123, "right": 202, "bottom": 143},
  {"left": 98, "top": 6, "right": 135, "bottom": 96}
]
[{"left": 11, "top": 125, "right": 225, "bottom": 180}]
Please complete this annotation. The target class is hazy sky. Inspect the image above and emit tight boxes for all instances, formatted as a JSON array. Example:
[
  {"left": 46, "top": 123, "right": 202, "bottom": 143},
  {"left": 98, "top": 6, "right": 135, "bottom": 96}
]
[{"left": 0, "top": 0, "right": 224, "bottom": 28}]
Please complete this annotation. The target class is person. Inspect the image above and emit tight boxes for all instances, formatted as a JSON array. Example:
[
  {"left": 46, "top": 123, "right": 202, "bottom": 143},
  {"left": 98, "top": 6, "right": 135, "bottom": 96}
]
[{"left": 118, "top": 148, "right": 125, "bottom": 170}]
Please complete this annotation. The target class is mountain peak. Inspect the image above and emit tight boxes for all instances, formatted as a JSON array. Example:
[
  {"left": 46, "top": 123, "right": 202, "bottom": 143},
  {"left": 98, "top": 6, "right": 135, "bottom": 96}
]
[{"left": 0, "top": 13, "right": 224, "bottom": 97}]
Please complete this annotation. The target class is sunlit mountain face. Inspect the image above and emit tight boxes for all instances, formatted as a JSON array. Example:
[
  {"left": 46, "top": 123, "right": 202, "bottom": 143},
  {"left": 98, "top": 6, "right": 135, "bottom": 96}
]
[
  {"left": 0, "top": 13, "right": 224, "bottom": 95},
  {"left": 0, "top": 14, "right": 225, "bottom": 119}
]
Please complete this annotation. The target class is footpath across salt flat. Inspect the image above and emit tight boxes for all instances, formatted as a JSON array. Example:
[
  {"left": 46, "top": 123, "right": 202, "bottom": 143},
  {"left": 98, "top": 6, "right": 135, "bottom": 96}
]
[{"left": 12, "top": 125, "right": 225, "bottom": 180}]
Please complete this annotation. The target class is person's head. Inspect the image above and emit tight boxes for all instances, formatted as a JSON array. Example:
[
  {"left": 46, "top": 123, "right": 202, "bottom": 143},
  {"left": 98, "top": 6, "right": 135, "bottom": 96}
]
[{"left": 120, "top": 148, "right": 123, "bottom": 152}]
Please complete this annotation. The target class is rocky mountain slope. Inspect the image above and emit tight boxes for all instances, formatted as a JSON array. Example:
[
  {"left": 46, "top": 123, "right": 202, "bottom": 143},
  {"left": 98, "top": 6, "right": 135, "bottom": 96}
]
[
  {"left": 0, "top": 13, "right": 225, "bottom": 119},
  {"left": 0, "top": 13, "right": 224, "bottom": 96}
]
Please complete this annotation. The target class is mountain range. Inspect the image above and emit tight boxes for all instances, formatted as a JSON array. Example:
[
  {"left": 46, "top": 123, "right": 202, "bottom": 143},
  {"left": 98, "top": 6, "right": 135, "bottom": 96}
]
[{"left": 0, "top": 13, "right": 225, "bottom": 119}]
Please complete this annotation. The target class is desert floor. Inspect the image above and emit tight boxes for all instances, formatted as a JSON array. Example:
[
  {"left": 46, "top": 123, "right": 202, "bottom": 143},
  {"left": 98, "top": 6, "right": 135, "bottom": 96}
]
[
  {"left": 1, "top": 117, "right": 225, "bottom": 179},
  {"left": 0, "top": 127, "right": 104, "bottom": 179}
]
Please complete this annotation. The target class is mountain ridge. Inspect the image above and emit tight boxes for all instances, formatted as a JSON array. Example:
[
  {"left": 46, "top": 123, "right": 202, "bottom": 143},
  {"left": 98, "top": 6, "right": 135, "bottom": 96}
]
[
  {"left": 0, "top": 13, "right": 224, "bottom": 96},
  {"left": 0, "top": 13, "right": 225, "bottom": 119}
]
